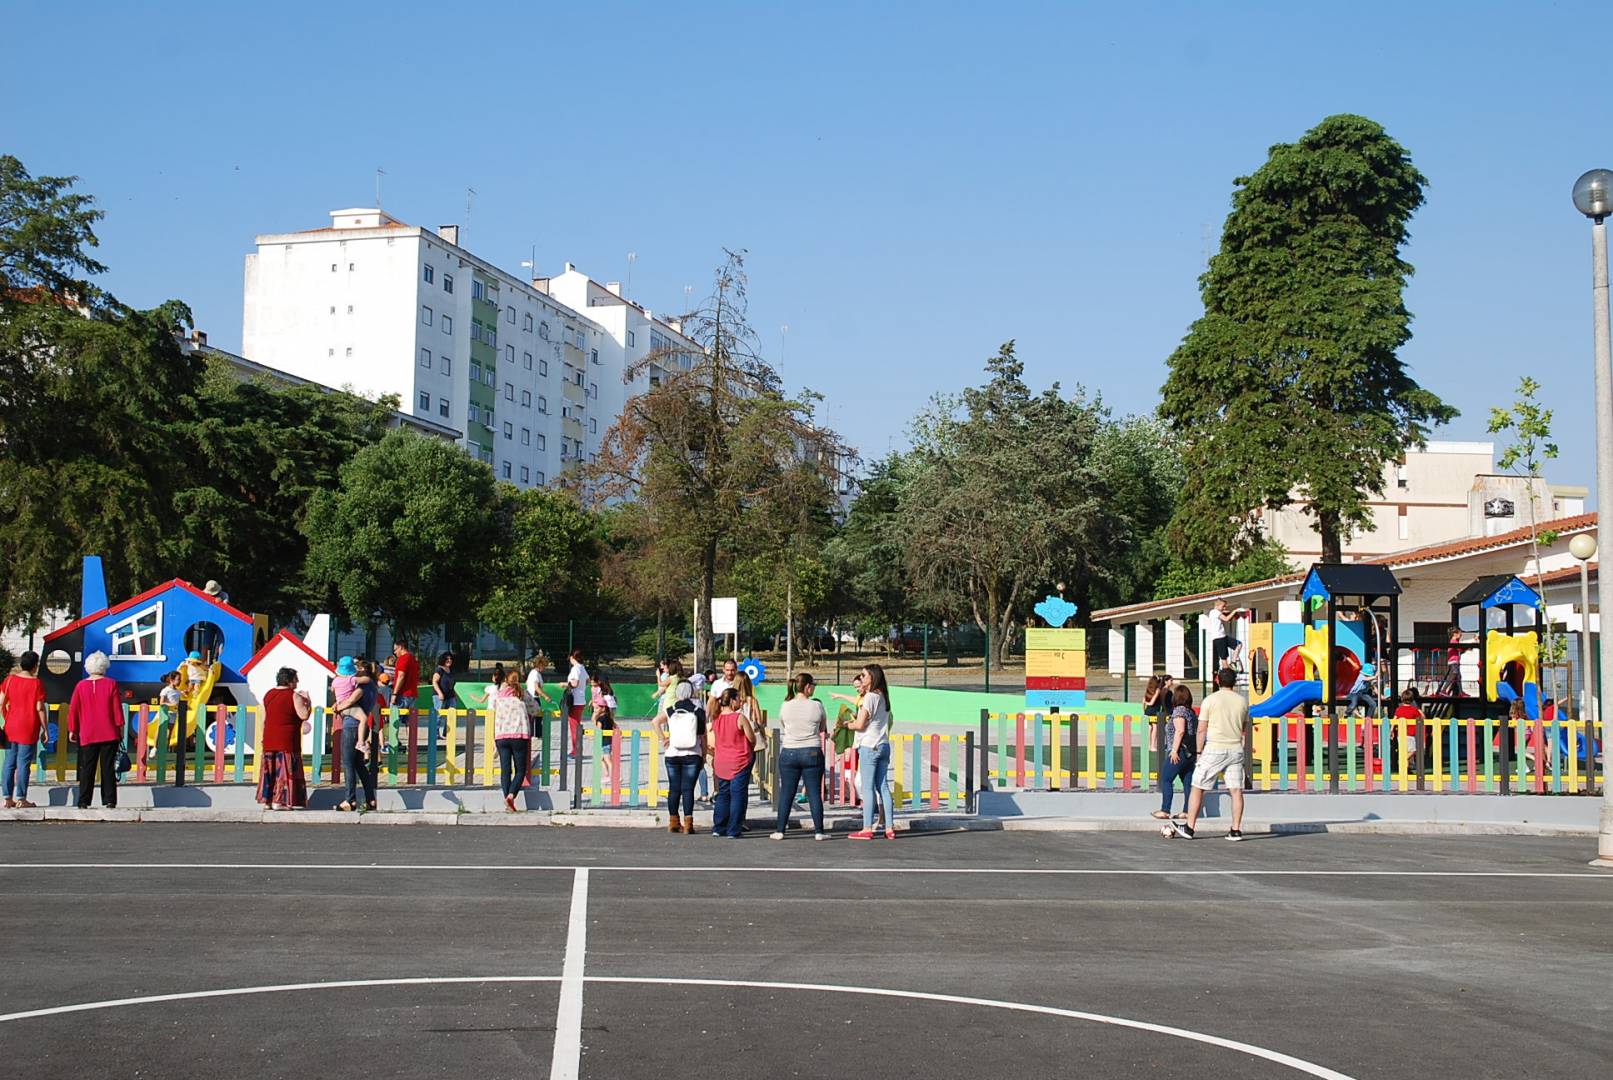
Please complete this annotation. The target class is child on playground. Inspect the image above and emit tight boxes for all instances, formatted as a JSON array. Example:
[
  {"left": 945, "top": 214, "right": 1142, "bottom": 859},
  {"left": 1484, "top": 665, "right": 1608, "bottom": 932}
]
[
  {"left": 180, "top": 650, "right": 209, "bottom": 696},
  {"left": 152, "top": 670, "right": 183, "bottom": 759},
  {"left": 591, "top": 673, "right": 618, "bottom": 787},
  {"left": 1392, "top": 687, "right": 1424, "bottom": 772}
]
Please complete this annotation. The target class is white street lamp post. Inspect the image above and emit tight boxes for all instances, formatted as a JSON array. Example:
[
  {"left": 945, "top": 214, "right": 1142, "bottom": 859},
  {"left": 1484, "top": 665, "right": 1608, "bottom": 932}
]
[
  {"left": 1573, "top": 168, "right": 1613, "bottom": 867},
  {"left": 1570, "top": 533, "right": 1598, "bottom": 727}
]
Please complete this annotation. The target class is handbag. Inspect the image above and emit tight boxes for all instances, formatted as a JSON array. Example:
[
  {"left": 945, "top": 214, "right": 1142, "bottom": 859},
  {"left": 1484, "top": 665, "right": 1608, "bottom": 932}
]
[{"left": 114, "top": 745, "right": 132, "bottom": 773}]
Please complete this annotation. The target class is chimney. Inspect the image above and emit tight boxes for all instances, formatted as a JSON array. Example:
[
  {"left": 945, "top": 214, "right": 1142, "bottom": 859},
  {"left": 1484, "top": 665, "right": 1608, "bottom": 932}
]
[
  {"left": 438, "top": 225, "right": 459, "bottom": 245},
  {"left": 605, "top": 281, "right": 622, "bottom": 297},
  {"left": 191, "top": 329, "right": 208, "bottom": 348}
]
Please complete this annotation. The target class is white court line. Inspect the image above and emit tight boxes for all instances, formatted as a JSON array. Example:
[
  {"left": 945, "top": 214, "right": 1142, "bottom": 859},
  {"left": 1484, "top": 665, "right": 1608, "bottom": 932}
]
[
  {"left": 549, "top": 868, "right": 588, "bottom": 1080},
  {"left": 0, "top": 861, "right": 1608, "bottom": 879},
  {"left": 0, "top": 974, "right": 1356, "bottom": 1079}
]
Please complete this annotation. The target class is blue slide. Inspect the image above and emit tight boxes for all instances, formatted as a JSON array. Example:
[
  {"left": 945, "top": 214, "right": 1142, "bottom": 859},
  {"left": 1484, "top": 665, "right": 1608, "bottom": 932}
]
[
  {"left": 1494, "top": 680, "right": 1541, "bottom": 721},
  {"left": 1250, "top": 679, "right": 1323, "bottom": 718}
]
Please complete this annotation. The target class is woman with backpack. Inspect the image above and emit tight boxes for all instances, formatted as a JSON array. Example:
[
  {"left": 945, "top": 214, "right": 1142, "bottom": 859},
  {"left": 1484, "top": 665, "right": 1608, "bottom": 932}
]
[
  {"left": 772, "top": 672, "right": 828, "bottom": 840},
  {"left": 1153, "top": 683, "right": 1197, "bottom": 821},
  {"left": 655, "top": 680, "right": 705, "bottom": 834}
]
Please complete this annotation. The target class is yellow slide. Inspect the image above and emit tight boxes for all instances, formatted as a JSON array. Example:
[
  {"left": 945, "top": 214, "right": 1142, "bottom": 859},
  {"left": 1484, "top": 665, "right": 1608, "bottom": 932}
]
[{"left": 146, "top": 661, "right": 221, "bottom": 748}]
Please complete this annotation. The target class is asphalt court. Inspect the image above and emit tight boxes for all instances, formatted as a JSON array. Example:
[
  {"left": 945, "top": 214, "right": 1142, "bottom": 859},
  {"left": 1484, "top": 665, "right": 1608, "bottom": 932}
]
[{"left": 2, "top": 825, "right": 1609, "bottom": 1079}]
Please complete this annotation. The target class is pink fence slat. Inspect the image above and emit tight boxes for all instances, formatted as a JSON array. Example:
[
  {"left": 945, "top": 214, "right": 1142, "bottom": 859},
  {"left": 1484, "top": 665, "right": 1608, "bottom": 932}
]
[
  {"left": 1121, "top": 718, "right": 1134, "bottom": 791},
  {"left": 135, "top": 705, "right": 149, "bottom": 782},
  {"left": 610, "top": 735, "right": 624, "bottom": 807},
  {"left": 1531, "top": 721, "right": 1545, "bottom": 793},
  {"left": 1465, "top": 720, "right": 1478, "bottom": 793},
  {"left": 1014, "top": 714, "right": 1027, "bottom": 788},
  {"left": 212, "top": 704, "right": 226, "bottom": 783},
  {"left": 929, "top": 734, "right": 941, "bottom": 810},
  {"left": 1295, "top": 721, "right": 1307, "bottom": 792}
]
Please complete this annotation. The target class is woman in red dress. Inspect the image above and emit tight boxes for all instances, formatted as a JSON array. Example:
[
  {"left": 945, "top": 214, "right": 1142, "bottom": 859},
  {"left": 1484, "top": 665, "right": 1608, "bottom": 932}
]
[{"left": 256, "top": 667, "right": 311, "bottom": 810}]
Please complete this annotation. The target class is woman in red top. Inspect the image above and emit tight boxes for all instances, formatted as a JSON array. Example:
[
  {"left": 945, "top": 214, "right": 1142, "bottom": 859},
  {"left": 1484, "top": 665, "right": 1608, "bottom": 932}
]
[
  {"left": 710, "top": 687, "right": 757, "bottom": 839},
  {"left": 1, "top": 650, "right": 49, "bottom": 808},
  {"left": 256, "top": 667, "right": 311, "bottom": 810},
  {"left": 67, "top": 651, "right": 124, "bottom": 810}
]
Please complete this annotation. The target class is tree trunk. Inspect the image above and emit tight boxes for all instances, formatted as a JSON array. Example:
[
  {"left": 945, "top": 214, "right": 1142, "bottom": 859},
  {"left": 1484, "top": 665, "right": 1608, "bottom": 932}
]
[
  {"left": 695, "top": 536, "right": 717, "bottom": 673},
  {"left": 945, "top": 622, "right": 959, "bottom": 667},
  {"left": 1317, "top": 507, "right": 1343, "bottom": 564},
  {"left": 655, "top": 608, "right": 665, "bottom": 662}
]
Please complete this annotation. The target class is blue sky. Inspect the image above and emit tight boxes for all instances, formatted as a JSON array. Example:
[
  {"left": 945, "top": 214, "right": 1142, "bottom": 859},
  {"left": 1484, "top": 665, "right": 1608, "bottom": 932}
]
[{"left": 4, "top": 2, "right": 1604, "bottom": 490}]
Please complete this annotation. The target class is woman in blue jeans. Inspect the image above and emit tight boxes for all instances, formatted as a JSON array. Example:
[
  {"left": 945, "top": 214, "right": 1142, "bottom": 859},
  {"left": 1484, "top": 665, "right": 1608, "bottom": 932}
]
[
  {"left": 847, "top": 664, "right": 894, "bottom": 840},
  {"left": 772, "top": 672, "right": 829, "bottom": 840},
  {"left": 655, "top": 680, "right": 706, "bottom": 834},
  {"left": 333, "top": 657, "right": 378, "bottom": 811},
  {"left": 1154, "top": 683, "right": 1197, "bottom": 821}
]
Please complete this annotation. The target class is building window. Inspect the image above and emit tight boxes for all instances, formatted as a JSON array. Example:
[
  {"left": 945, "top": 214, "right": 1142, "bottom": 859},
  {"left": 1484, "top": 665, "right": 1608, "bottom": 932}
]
[
  {"left": 424, "top": 264, "right": 434, "bottom": 284},
  {"left": 444, "top": 274, "right": 454, "bottom": 294},
  {"left": 330, "top": 263, "right": 338, "bottom": 272},
  {"left": 589, "top": 418, "right": 597, "bottom": 434},
  {"left": 503, "top": 422, "right": 513, "bottom": 439},
  {"left": 523, "top": 313, "right": 533, "bottom": 332},
  {"left": 535, "top": 471, "right": 546, "bottom": 485},
  {"left": 328, "top": 305, "right": 335, "bottom": 315},
  {"left": 627, "top": 330, "right": 635, "bottom": 347},
  {"left": 480, "top": 446, "right": 493, "bottom": 464},
  {"left": 418, "top": 390, "right": 431, "bottom": 411},
  {"left": 523, "top": 351, "right": 532, "bottom": 370},
  {"left": 502, "top": 461, "right": 512, "bottom": 479},
  {"left": 536, "top": 434, "right": 546, "bottom": 451},
  {"left": 422, "top": 306, "right": 433, "bottom": 325},
  {"left": 327, "top": 348, "right": 334, "bottom": 357},
  {"left": 470, "top": 360, "right": 482, "bottom": 383},
  {"left": 520, "top": 390, "right": 531, "bottom": 407},
  {"left": 472, "top": 280, "right": 484, "bottom": 301},
  {"left": 506, "top": 305, "right": 515, "bottom": 325},
  {"left": 539, "top": 359, "right": 549, "bottom": 376},
  {"left": 506, "top": 345, "right": 515, "bottom": 364},
  {"left": 439, "top": 354, "right": 451, "bottom": 375},
  {"left": 468, "top": 404, "right": 481, "bottom": 424},
  {"left": 419, "top": 348, "right": 432, "bottom": 368},
  {"left": 539, "top": 321, "right": 550, "bottom": 340},
  {"left": 588, "top": 381, "right": 597, "bottom": 399},
  {"left": 483, "top": 366, "right": 495, "bottom": 386},
  {"left": 485, "top": 405, "right": 494, "bottom": 425},
  {"left": 575, "top": 328, "right": 585, "bottom": 349},
  {"left": 348, "top": 262, "right": 355, "bottom": 271},
  {"left": 1396, "top": 464, "right": 1409, "bottom": 489},
  {"left": 108, "top": 603, "right": 163, "bottom": 658},
  {"left": 347, "top": 305, "right": 354, "bottom": 314},
  {"left": 575, "top": 369, "right": 585, "bottom": 387},
  {"left": 521, "top": 428, "right": 531, "bottom": 446},
  {"left": 538, "top": 396, "right": 548, "bottom": 414},
  {"left": 520, "top": 466, "right": 530, "bottom": 483},
  {"left": 442, "top": 315, "right": 453, "bottom": 334},
  {"left": 591, "top": 348, "right": 599, "bottom": 365},
  {"left": 439, "top": 397, "right": 450, "bottom": 418},
  {"left": 504, "top": 383, "right": 514, "bottom": 401},
  {"left": 345, "top": 347, "right": 353, "bottom": 357}
]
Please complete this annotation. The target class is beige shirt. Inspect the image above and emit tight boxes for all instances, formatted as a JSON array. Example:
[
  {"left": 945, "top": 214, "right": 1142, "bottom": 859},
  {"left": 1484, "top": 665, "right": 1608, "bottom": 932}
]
[
  {"left": 778, "top": 697, "right": 827, "bottom": 749},
  {"left": 1198, "top": 689, "right": 1250, "bottom": 749}
]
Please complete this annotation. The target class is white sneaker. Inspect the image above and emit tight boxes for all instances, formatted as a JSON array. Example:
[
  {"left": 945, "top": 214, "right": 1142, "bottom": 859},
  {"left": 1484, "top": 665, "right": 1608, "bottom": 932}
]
[
  {"left": 813, "top": 832, "right": 828, "bottom": 841},
  {"left": 769, "top": 831, "right": 784, "bottom": 840}
]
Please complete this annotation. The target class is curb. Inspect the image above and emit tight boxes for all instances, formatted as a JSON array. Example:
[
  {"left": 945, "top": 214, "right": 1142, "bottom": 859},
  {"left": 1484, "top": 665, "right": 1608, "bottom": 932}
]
[{"left": 0, "top": 809, "right": 1594, "bottom": 837}]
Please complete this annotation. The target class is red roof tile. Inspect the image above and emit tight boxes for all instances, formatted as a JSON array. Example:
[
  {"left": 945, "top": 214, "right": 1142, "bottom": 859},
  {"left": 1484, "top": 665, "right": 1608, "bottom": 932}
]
[
  {"left": 44, "top": 580, "right": 253, "bottom": 642},
  {"left": 241, "top": 630, "right": 335, "bottom": 676}
]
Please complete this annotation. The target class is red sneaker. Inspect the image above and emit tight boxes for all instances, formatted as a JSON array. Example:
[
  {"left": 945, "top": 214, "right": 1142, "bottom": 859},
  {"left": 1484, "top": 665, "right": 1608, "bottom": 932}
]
[
  {"left": 884, "top": 829, "right": 896, "bottom": 840},
  {"left": 848, "top": 829, "right": 874, "bottom": 841}
]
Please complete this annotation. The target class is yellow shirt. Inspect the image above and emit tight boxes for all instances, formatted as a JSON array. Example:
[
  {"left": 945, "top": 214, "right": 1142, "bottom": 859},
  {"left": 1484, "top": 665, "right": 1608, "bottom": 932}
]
[{"left": 1199, "top": 689, "right": 1250, "bottom": 749}]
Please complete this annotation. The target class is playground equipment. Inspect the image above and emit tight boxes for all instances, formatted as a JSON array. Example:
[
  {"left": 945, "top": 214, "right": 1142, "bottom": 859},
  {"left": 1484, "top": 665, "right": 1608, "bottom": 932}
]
[
  {"left": 1444, "top": 575, "right": 1544, "bottom": 723},
  {"left": 1248, "top": 564, "right": 1397, "bottom": 719},
  {"left": 146, "top": 658, "right": 222, "bottom": 749}
]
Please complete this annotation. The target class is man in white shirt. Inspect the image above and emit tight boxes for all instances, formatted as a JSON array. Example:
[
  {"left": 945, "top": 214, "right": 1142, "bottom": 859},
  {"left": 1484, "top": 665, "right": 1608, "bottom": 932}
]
[
  {"left": 706, "top": 658, "right": 738, "bottom": 717},
  {"left": 1205, "top": 598, "right": 1248, "bottom": 672}
]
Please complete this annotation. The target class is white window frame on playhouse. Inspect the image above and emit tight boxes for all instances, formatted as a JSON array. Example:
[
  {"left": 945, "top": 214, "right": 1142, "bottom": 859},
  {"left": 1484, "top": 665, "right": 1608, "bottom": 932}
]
[{"left": 107, "top": 602, "right": 164, "bottom": 660}]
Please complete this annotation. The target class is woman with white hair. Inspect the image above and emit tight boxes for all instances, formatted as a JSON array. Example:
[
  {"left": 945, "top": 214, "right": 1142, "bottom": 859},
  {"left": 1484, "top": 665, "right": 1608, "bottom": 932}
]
[
  {"left": 654, "top": 679, "right": 706, "bottom": 834},
  {"left": 67, "top": 651, "right": 125, "bottom": 809}
]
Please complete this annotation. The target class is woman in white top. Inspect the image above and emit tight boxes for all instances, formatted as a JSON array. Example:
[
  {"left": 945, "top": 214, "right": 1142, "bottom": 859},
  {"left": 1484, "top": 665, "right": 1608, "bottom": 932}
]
[
  {"left": 564, "top": 648, "right": 588, "bottom": 759},
  {"left": 771, "top": 672, "right": 828, "bottom": 840},
  {"left": 847, "top": 663, "right": 894, "bottom": 840}
]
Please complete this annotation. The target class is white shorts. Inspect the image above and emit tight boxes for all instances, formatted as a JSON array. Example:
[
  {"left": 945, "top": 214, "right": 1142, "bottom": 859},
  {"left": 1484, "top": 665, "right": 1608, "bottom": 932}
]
[{"left": 1192, "top": 747, "right": 1246, "bottom": 790}]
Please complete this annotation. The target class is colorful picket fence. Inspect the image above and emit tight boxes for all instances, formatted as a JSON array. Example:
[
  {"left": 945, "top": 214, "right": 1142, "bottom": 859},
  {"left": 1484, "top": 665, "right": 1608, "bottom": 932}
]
[
  {"left": 29, "top": 702, "right": 569, "bottom": 790},
  {"left": 569, "top": 727, "right": 976, "bottom": 812},
  {"left": 979, "top": 710, "right": 1605, "bottom": 795}
]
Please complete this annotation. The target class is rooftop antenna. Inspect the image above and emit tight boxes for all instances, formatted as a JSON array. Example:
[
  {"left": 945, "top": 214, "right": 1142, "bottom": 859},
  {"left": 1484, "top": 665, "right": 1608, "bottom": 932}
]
[
  {"left": 683, "top": 284, "right": 693, "bottom": 313},
  {"left": 520, "top": 242, "right": 537, "bottom": 284},
  {"left": 780, "top": 323, "right": 789, "bottom": 365},
  {"left": 464, "top": 187, "right": 477, "bottom": 245},
  {"left": 626, "top": 251, "right": 637, "bottom": 296},
  {"left": 375, "top": 167, "right": 386, "bottom": 212}
]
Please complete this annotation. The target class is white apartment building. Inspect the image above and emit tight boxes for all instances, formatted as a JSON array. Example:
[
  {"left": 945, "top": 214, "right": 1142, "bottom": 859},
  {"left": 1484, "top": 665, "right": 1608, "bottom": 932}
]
[
  {"left": 242, "top": 208, "right": 703, "bottom": 487},
  {"left": 1258, "top": 440, "right": 1587, "bottom": 564}
]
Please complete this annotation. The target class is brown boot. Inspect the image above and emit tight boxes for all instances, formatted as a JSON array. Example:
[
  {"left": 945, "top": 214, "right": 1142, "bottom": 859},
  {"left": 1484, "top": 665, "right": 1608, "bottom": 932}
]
[
  {"left": 668, "top": 816, "right": 682, "bottom": 833},
  {"left": 682, "top": 816, "right": 695, "bottom": 834}
]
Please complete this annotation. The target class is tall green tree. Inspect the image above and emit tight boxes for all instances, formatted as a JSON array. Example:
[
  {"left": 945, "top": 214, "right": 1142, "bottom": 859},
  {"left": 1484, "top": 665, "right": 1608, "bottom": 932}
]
[
  {"left": 1160, "top": 114, "right": 1457, "bottom": 564},
  {"left": 479, "top": 485, "right": 609, "bottom": 644},
  {"left": 0, "top": 156, "right": 203, "bottom": 628},
  {"left": 169, "top": 358, "right": 397, "bottom": 623},
  {"left": 303, "top": 429, "right": 500, "bottom": 636},
  {"left": 582, "top": 250, "right": 846, "bottom": 670},
  {"left": 900, "top": 342, "right": 1121, "bottom": 669}
]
